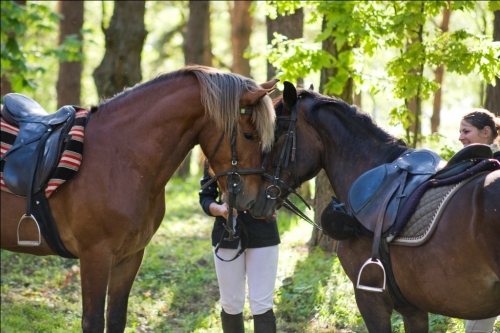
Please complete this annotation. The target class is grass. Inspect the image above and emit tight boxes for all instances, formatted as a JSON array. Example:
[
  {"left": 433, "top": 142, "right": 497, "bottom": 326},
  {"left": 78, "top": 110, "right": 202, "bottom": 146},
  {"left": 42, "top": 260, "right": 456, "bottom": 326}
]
[{"left": 1, "top": 176, "right": 499, "bottom": 332}]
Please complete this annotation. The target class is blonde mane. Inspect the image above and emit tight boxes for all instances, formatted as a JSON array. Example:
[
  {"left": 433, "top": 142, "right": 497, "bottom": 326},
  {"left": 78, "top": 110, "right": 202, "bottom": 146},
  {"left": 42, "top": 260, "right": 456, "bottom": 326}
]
[
  {"left": 185, "top": 65, "right": 276, "bottom": 152},
  {"left": 99, "top": 65, "right": 276, "bottom": 152}
]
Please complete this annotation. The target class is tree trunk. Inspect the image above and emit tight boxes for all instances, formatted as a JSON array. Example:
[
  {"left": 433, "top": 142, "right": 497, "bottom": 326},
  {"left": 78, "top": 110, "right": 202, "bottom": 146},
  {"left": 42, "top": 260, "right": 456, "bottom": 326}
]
[
  {"left": 431, "top": 5, "right": 451, "bottom": 133},
  {"left": 266, "top": 7, "right": 303, "bottom": 97},
  {"left": 230, "top": 1, "right": 252, "bottom": 77},
  {"left": 405, "top": 9, "right": 424, "bottom": 148},
  {"left": 309, "top": 16, "right": 354, "bottom": 253},
  {"left": 177, "top": 0, "right": 212, "bottom": 178},
  {"left": 485, "top": 10, "right": 500, "bottom": 116},
  {"left": 57, "top": 0, "right": 84, "bottom": 108},
  {"left": 93, "top": 1, "right": 146, "bottom": 99},
  {"left": 183, "top": 0, "right": 211, "bottom": 66}
]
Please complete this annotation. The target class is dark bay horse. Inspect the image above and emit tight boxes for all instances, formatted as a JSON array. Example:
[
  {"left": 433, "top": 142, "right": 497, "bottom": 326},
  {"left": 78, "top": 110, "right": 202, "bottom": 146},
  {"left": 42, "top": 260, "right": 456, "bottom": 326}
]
[
  {"left": 251, "top": 82, "right": 500, "bottom": 332},
  {"left": 0, "top": 65, "right": 277, "bottom": 332}
]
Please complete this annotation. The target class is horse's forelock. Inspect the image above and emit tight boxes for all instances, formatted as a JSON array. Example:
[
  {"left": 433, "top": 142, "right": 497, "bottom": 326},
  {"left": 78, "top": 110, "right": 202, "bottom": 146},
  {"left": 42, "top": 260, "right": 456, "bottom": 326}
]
[
  {"left": 252, "top": 92, "right": 275, "bottom": 152},
  {"left": 191, "top": 67, "right": 275, "bottom": 152}
]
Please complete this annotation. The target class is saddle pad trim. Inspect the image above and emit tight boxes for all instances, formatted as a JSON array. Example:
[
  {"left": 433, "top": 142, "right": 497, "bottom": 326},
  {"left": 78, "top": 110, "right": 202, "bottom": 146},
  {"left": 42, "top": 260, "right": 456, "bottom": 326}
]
[{"left": 390, "top": 172, "right": 487, "bottom": 246}]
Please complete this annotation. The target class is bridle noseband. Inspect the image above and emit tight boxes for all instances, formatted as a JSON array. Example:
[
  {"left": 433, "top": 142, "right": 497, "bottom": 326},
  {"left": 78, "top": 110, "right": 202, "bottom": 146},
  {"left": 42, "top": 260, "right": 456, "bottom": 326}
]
[{"left": 262, "top": 98, "right": 322, "bottom": 230}]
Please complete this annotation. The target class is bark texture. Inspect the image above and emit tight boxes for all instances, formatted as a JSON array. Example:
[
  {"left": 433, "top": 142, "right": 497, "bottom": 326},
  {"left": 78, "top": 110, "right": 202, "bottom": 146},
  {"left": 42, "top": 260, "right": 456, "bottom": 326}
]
[
  {"left": 183, "top": 0, "right": 212, "bottom": 66},
  {"left": 431, "top": 5, "right": 451, "bottom": 133},
  {"left": 230, "top": 1, "right": 252, "bottom": 77},
  {"left": 57, "top": 0, "right": 84, "bottom": 107},
  {"left": 266, "top": 8, "right": 303, "bottom": 97},
  {"left": 93, "top": 1, "right": 147, "bottom": 99}
]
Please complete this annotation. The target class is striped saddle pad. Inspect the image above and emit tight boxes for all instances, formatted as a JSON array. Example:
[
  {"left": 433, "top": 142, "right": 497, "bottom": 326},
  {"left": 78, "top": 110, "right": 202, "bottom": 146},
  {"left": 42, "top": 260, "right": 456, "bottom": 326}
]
[{"left": 1, "top": 108, "right": 88, "bottom": 197}]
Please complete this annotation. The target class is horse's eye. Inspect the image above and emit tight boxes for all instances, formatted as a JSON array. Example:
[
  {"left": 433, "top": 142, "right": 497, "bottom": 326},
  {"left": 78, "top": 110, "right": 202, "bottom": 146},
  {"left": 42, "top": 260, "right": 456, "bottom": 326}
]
[{"left": 243, "top": 133, "right": 255, "bottom": 141}]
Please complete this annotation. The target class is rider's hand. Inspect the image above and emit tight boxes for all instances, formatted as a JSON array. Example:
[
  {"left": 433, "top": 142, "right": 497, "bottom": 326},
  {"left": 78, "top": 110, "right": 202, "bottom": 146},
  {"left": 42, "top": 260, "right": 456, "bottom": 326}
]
[{"left": 209, "top": 203, "right": 237, "bottom": 220}]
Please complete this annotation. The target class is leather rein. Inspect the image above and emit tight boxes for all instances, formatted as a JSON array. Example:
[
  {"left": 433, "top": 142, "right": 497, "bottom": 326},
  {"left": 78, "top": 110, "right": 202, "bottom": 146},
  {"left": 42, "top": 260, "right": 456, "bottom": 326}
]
[{"left": 261, "top": 98, "right": 321, "bottom": 230}]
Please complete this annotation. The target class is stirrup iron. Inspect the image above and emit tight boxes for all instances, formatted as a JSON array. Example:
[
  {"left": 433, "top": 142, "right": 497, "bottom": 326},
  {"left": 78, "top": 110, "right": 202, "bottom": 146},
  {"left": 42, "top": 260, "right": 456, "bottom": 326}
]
[
  {"left": 356, "top": 258, "right": 386, "bottom": 292},
  {"left": 17, "top": 214, "right": 42, "bottom": 246}
]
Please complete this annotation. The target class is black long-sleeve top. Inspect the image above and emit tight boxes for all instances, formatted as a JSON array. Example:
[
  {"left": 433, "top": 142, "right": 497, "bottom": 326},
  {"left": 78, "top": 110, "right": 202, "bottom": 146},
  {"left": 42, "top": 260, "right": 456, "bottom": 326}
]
[{"left": 199, "top": 166, "right": 280, "bottom": 249}]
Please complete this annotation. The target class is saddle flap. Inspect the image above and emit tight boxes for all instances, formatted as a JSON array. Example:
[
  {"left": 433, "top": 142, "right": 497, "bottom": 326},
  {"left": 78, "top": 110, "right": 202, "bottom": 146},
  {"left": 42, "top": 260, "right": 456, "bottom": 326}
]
[{"left": 348, "top": 164, "right": 388, "bottom": 215}]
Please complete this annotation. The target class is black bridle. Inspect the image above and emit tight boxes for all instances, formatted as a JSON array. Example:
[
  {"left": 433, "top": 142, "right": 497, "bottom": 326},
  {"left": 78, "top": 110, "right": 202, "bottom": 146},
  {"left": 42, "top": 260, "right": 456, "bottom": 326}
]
[
  {"left": 201, "top": 109, "right": 264, "bottom": 242},
  {"left": 261, "top": 98, "right": 322, "bottom": 230}
]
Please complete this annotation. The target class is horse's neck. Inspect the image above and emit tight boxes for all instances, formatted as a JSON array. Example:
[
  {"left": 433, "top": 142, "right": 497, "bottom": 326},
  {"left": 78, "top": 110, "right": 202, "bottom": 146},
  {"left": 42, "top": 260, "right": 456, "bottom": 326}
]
[
  {"left": 88, "top": 82, "right": 204, "bottom": 187},
  {"left": 319, "top": 121, "right": 404, "bottom": 202}
]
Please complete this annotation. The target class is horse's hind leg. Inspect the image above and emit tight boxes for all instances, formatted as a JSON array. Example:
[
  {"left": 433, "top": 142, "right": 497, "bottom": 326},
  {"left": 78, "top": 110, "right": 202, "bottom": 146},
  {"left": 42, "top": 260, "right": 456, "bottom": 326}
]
[
  {"left": 80, "top": 251, "right": 113, "bottom": 333},
  {"left": 397, "top": 306, "right": 428, "bottom": 333},
  {"left": 106, "top": 249, "right": 145, "bottom": 333},
  {"left": 354, "top": 289, "right": 394, "bottom": 333}
]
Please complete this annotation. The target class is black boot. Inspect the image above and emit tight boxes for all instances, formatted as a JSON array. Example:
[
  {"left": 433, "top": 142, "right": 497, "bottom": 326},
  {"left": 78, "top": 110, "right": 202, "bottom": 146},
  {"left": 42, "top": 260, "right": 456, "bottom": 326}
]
[
  {"left": 221, "top": 309, "right": 244, "bottom": 333},
  {"left": 253, "top": 309, "right": 276, "bottom": 333}
]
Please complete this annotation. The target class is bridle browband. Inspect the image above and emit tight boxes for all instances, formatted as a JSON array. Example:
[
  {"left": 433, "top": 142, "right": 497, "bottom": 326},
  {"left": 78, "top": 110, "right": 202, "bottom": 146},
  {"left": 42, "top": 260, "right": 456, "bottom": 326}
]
[
  {"left": 201, "top": 109, "right": 264, "bottom": 242},
  {"left": 261, "top": 98, "right": 322, "bottom": 230}
]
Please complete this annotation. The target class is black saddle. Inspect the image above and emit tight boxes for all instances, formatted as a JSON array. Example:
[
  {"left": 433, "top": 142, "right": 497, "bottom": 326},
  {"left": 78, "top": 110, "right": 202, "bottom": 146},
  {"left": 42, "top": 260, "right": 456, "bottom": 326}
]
[
  {"left": 1, "top": 93, "right": 76, "bottom": 196},
  {"left": 348, "top": 149, "right": 446, "bottom": 233}
]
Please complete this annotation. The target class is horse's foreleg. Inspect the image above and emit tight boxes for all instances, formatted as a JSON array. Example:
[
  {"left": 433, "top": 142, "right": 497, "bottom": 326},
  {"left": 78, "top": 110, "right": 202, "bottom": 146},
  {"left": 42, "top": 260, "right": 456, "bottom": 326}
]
[
  {"left": 79, "top": 250, "right": 113, "bottom": 333},
  {"left": 354, "top": 289, "right": 394, "bottom": 333},
  {"left": 397, "top": 306, "right": 428, "bottom": 333},
  {"left": 106, "top": 249, "right": 145, "bottom": 333}
]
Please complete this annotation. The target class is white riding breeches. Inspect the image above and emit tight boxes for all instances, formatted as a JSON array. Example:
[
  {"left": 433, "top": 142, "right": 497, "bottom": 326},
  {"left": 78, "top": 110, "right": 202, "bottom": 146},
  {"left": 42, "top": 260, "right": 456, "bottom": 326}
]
[
  {"left": 465, "top": 317, "right": 497, "bottom": 333},
  {"left": 213, "top": 245, "right": 279, "bottom": 316}
]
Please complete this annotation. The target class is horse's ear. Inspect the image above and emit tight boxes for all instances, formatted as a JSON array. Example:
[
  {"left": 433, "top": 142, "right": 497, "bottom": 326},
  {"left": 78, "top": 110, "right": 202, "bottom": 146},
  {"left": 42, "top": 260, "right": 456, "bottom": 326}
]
[
  {"left": 260, "top": 78, "right": 279, "bottom": 90},
  {"left": 309, "top": 84, "right": 314, "bottom": 91},
  {"left": 240, "top": 79, "right": 279, "bottom": 107},
  {"left": 283, "top": 81, "right": 297, "bottom": 113}
]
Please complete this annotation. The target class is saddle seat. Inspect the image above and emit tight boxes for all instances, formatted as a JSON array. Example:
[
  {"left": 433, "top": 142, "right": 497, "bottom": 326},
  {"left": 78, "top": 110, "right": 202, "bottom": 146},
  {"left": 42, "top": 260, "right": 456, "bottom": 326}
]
[
  {"left": 2, "top": 93, "right": 73, "bottom": 127},
  {"left": 1, "top": 93, "right": 76, "bottom": 196}
]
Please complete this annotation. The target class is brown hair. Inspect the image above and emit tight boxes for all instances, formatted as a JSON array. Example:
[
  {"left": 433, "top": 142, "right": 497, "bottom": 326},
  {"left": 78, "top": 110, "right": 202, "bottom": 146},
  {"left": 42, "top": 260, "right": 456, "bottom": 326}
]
[{"left": 462, "top": 108, "right": 500, "bottom": 143}]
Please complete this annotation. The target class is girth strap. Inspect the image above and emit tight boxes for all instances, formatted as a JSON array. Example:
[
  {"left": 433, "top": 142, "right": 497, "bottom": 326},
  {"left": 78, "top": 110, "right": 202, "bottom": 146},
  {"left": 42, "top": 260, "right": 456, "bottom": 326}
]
[
  {"left": 31, "top": 191, "right": 78, "bottom": 259},
  {"left": 379, "top": 239, "right": 414, "bottom": 308}
]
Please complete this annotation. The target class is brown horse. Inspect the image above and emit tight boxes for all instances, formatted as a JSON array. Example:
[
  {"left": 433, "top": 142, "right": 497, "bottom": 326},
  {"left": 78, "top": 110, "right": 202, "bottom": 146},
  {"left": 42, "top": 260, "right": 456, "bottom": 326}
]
[
  {"left": 251, "top": 82, "right": 500, "bottom": 332},
  {"left": 0, "top": 66, "right": 277, "bottom": 332}
]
